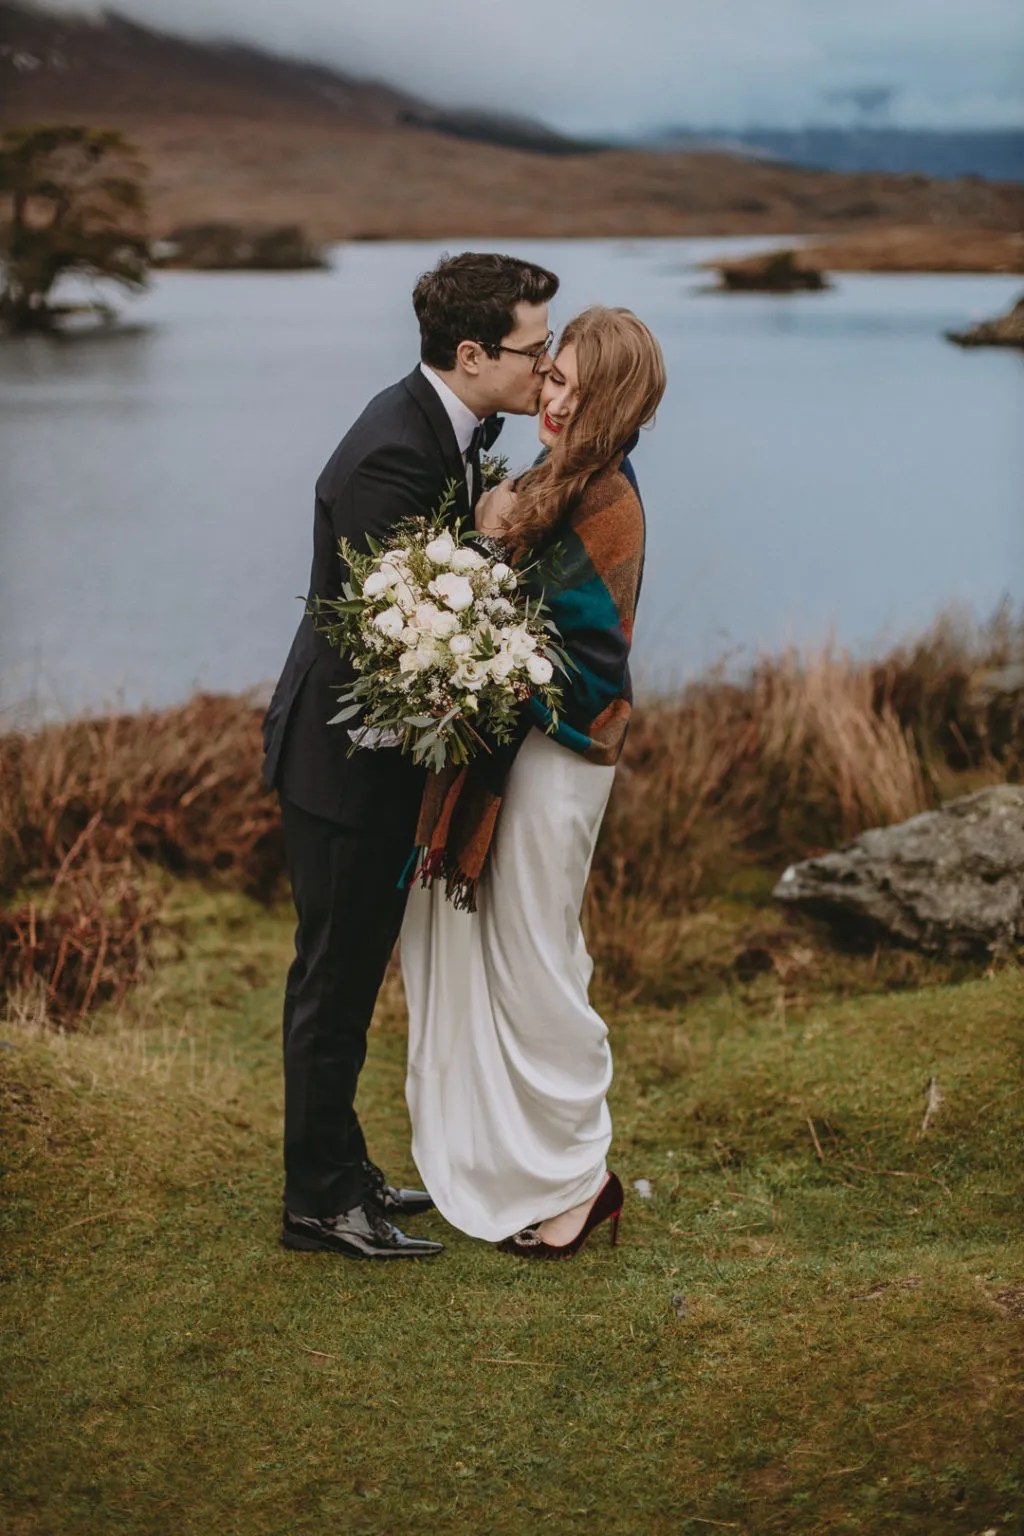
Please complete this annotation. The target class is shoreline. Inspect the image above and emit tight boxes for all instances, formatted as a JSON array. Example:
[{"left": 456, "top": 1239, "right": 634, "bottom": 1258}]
[
  {"left": 765, "top": 226, "right": 1024, "bottom": 275},
  {"left": 4, "top": 109, "right": 1020, "bottom": 273}
]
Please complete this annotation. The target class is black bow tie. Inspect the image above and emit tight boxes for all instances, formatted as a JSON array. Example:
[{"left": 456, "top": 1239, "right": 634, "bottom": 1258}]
[{"left": 468, "top": 414, "right": 505, "bottom": 458}]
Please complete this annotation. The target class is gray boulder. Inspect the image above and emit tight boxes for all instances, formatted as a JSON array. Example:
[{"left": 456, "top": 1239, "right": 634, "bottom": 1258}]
[{"left": 773, "top": 785, "right": 1024, "bottom": 956}]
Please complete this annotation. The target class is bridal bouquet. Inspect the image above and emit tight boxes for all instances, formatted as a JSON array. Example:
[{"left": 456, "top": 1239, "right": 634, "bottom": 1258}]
[{"left": 310, "top": 484, "right": 565, "bottom": 773}]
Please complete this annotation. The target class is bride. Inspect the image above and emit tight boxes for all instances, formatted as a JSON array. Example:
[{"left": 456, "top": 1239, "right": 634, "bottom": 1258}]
[{"left": 401, "top": 305, "right": 666, "bottom": 1259}]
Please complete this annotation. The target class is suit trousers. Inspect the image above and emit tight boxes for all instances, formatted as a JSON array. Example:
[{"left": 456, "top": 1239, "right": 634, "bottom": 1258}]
[{"left": 279, "top": 793, "right": 415, "bottom": 1216}]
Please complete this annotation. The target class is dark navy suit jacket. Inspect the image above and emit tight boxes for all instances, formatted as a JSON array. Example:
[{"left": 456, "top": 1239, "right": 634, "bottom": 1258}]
[{"left": 262, "top": 367, "right": 471, "bottom": 829}]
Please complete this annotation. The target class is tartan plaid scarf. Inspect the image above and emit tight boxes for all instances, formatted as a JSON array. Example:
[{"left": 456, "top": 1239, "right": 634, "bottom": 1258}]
[{"left": 412, "top": 448, "right": 645, "bottom": 911}]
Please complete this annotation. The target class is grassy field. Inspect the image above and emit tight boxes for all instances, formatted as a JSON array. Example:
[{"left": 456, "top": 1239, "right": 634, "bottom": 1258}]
[{"left": 2, "top": 880, "right": 1021, "bottom": 1536}]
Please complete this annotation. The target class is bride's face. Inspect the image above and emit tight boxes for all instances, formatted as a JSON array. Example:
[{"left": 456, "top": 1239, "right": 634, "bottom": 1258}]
[{"left": 537, "top": 344, "right": 580, "bottom": 449}]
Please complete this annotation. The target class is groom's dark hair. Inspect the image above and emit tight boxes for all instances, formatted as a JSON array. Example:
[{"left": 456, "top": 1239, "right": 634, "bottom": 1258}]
[{"left": 413, "top": 251, "right": 559, "bottom": 369}]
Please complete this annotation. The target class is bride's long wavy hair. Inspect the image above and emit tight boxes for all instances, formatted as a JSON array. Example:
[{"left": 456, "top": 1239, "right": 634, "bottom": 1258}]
[{"left": 505, "top": 305, "right": 666, "bottom": 552}]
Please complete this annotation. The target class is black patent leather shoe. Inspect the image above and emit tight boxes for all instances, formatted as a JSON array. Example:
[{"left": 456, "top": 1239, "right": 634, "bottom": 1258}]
[
  {"left": 363, "top": 1158, "right": 435, "bottom": 1217},
  {"left": 281, "top": 1203, "right": 443, "bottom": 1260}
]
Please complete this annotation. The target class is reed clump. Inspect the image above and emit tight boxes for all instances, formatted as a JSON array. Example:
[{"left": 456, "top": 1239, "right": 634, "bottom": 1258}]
[
  {"left": 0, "top": 691, "right": 280, "bottom": 1023},
  {"left": 0, "top": 690, "right": 281, "bottom": 904},
  {"left": 1, "top": 608, "right": 1020, "bottom": 1019},
  {"left": 0, "top": 848, "right": 159, "bottom": 1027},
  {"left": 870, "top": 601, "right": 1024, "bottom": 774}
]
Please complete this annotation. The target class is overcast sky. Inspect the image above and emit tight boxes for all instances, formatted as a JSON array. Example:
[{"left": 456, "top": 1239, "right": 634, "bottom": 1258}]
[{"left": 54, "top": 1, "right": 1024, "bottom": 133}]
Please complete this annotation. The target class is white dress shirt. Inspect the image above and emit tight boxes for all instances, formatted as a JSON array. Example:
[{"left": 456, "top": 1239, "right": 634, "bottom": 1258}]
[{"left": 419, "top": 363, "right": 482, "bottom": 501}]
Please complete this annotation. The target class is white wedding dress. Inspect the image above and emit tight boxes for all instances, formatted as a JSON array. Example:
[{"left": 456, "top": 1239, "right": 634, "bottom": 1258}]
[{"left": 400, "top": 726, "right": 617, "bottom": 1241}]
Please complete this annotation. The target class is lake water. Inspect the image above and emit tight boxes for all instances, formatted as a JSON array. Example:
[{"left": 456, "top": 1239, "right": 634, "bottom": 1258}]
[{"left": 1, "top": 236, "right": 1021, "bottom": 720}]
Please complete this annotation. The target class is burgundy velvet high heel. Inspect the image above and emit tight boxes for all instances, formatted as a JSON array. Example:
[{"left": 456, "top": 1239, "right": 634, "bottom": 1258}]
[{"left": 497, "top": 1173, "right": 624, "bottom": 1260}]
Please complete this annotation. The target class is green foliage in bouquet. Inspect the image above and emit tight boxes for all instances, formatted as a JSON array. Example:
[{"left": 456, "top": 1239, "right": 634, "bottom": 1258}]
[
  {"left": 479, "top": 451, "right": 509, "bottom": 490},
  {"left": 309, "top": 482, "right": 570, "bottom": 774}
]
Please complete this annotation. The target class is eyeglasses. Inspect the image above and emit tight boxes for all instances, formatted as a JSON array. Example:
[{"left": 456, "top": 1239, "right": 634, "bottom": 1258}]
[{"left": 485, "top": 330, "right": 555, "bottom": 373}]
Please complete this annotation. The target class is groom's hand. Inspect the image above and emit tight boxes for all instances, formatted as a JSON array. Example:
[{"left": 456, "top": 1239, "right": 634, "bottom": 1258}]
[{"left": 475, "top": 478, "right": 516, "bottom": 538}]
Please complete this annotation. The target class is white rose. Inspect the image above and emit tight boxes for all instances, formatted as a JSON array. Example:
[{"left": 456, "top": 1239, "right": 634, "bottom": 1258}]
[
  {"left": 362, "top": 569, "right": 392, "bottom": 598},
  {"left": 401, "top": 625, "right": 420, "bottom": 648},
  {"left": 399, "top": 649, "right": 426, "bottom": 673},
  {"left": 449, "top": 633, "right": 473, "bottom": 657},
  {"left": 449, "top": 547, "right": 485, "bottom": 573},
  {"left": 491, "top": 562, "right": 512, "bottom": 586},
  {"left": 508, "top": 627, "right": 537, "bottom": 659},
  {"left": 526, "top": 653, "right": 554, "bottom": 686},
  {"left": 429, "top": 609, "right": 459, "bottom": 639},
  {"left": 372, "top": 605, "right": 405, "bottom": 640},
  {"left": 489, "top": 653, "right": 516, "bottom": 682},
  {"left": 424, "top": 533, "right": 456, "bottom": 565},
  {"left": 413, "top": 601, "right": 442, "bottom": 631},
  {"left": 429, "top": 572, "right": 475, "bottom": 612},
  {"left": 455, "top": 659, "right": 489, "bottom": 690}
]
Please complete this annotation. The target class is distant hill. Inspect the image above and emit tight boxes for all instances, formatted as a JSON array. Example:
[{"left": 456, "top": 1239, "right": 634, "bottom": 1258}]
[
  {"left": 0, "top": 0, "right": 591, "bottom": 153},
  {"left": 1, "top": 0, "right": 1022, "bottom": 257},
  {"left": 643, "top": 127, "right": 1024, "bottom": 184}
]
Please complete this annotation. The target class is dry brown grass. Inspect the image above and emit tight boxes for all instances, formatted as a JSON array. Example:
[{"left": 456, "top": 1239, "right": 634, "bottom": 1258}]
[
  {"left": 751, "top": 645, "right": 929, "bottom": 843},
  {"left": 871, "top": 601, "right": 1024, "bottom": 775},
  {"left": 1, "top": 608, "right": 1020, "bottom": 1018},
  {"left": 0, "top": 850, "right": 158, "bottom": 1028},
  {"left": 0, "top": 691, "right": 279, "bottom": 1023},
  {"left": 0, "top": 690, "right": 281, "bottom": 903}
]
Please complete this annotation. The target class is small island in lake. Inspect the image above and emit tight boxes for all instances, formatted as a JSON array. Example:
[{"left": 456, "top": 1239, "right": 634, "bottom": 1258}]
[
  {"left": 155, "top": 222, "right": 329, "bottom": 272},
  {"left": 946, "top": 293, "right": 1024, "bottom": 349},
  {"left": 710, "top": 248, "right": 830, "bottom": 292}
]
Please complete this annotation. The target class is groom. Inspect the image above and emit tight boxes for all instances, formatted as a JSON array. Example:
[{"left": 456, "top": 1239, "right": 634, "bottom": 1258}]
[{"left": 262, "top": 251, "right": 559, "bottom": 1259}]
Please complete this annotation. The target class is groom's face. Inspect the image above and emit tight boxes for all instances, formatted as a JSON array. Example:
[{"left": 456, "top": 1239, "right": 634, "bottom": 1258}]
[{"left": 477, "top": 301, "right": 552, "bottom": 416}]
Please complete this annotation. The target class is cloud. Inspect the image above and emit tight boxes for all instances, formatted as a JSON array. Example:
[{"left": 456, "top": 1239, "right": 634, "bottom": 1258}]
[{"left": 38, "top": 0, "right": 1024, "bottom": 130}]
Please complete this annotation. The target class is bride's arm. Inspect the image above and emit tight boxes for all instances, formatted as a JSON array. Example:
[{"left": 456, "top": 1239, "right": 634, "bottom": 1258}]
[{"left": 474, "top": 478, "right": 516, "bottom": 540}]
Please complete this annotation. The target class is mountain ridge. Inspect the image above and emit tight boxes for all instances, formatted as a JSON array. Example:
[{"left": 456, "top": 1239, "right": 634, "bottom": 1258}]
[
  {"left": 639, "top": 126, "right": 1024, "bottom": 184},
  {"left": 0, "top": 1, "right": 592, "bottom": 152}
]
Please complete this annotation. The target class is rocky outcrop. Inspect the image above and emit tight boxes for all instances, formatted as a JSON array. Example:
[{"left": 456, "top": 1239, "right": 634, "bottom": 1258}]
[
  {"left": 773, "top": 785, "right": 1024, "bottom": 956},
  {"left": 712, "top": 249, "right": 829, "bottom": 292},
  {"left": 946, "top": 294, "right": 1024, "bottom": 349},
  {"left": 156, "top": 222, "right": 327, "bottom": 271}
]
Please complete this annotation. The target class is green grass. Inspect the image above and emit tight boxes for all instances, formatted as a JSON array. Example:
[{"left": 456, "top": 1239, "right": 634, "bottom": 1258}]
[{"left": 1, "top": 884, "right": 1022, "bottom": 1536}]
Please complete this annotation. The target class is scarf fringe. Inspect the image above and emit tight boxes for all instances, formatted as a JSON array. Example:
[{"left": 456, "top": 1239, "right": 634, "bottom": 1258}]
[
  {"left": 397, "top": 843, "right": 479, "bottom": 912},
  {"left": 419, "top": 848, "right": 478, "bottom": 913}
]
